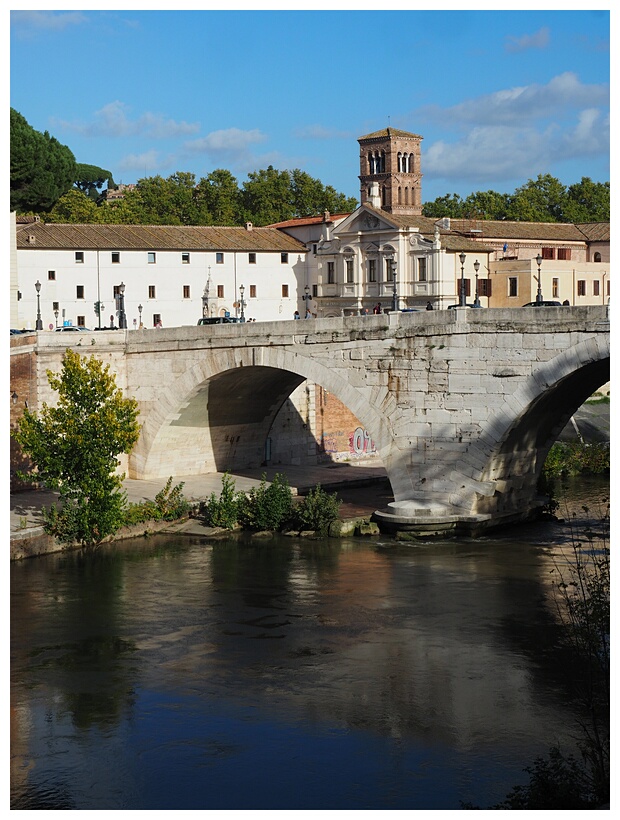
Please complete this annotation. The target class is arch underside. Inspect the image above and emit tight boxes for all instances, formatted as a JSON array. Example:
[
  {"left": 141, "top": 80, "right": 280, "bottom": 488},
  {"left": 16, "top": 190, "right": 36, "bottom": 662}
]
[{"left": 475, "top": 356, "right": 610, "bottom": 518}]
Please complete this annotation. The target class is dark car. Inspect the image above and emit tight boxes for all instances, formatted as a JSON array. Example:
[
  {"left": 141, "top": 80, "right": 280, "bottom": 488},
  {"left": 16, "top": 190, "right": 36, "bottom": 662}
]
[
  {"left": 522, "top": 301, "right": 562, "bottom": 307},
  {"left": 447, "top": 303, "right": 483, "bottom": 309},
  {"left": 197, "top": 317, "right": 242, "bottom": 325}
]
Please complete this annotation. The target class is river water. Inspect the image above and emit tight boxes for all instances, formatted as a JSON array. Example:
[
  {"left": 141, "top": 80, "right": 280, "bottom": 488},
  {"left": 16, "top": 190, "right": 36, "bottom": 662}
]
[{"left": 10, "top": 476, "right": 609, "bottom": 810}]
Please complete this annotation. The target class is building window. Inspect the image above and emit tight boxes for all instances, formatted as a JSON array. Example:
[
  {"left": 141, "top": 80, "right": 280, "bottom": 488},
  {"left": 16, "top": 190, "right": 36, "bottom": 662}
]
[
  {"left": 52, "top": 301, "right": 59, "bottom": 311},
  {"left": 182, "top": 252, "right": 190, "bottom": 264},
  {"left": 282, "top": 284, "right": 289, "bottom": 298},
  {"left": 153, "top": 314, "right": 161, "bottom": 327},
  {"left": 480, "top": 279, "right": 492, "bottom": 297},
  {"left": 249, "top": 253, "right": 256, "bottom": 264},
  {"left": 541, "top": 247, "right": 555, "bottom": 260},
  {"left": 250, "top": 285, "right": 257, "bottom": 298},
  {"left": 552, "top": 278, "right": 559, "bottom": 298},
  {"left": 607, "top": 281, "right": 610, "bottom": 297},
  {"left": 113, "top": 285, "right": 121, "bottom": 297},
  {"left": 149, "top": 285, "right": 156, "bottom": 299},
  {"left": 385, "top": 260, "right": 394, "bottom": 282},
  {"left": 77, "top": 315, "right": 85, "bottom": 326},
  {"left": 557, "top": 248, "right": 571, "bottom": 261},
  {"left": 312, "top": 244, "right": 317, "bottom": 255},
  {"left": 368, "top": 259, "right": 376, "bottom": 282},
  {"left": 346, "top": 259, "right": 354, "bottom": 283},
  {"left": 183, "top": 285, "right": 190, "bottom": 299},
  {"left": 418, "top": 258, "right": 427, "bottom": 282},
  {"left": 577, "top": 280, "right": 586, "bottom": 296},
  {"left": 112, "top": 251, "right": 120, "bottom": 264},
  {"left": 75, "top": 252, "right": 84, "bottom": 263},
  {"left": 48, "top": 270, "right": 56, "bottom": 281},
  {"left": 281, "top": 252, "right": 288, "bottom": 264},
  {"left": 216, "top": 252, "right": 224, "bottom": 264},
  {"left": 508, "top": 277, "right": 518, "bottom": 297},
  {"left": 76, "top": 285, "right": 84, "bottom": 299},
  {"left": 594, "top": 252, "right": 602, "bottom": 262},
  {"left": 217, "top": 285, "right": 224, "bottom": 298},
  {"left": 148, "top": 252, "right": 156, "bottom": 264},
  {"left": 593, "top": 280, "right": 600, "bottom": 296},
  {"left": 312, "top": 284, "right": 318, "bottom": 298},
  {"left": 327, "top": 262, "right": 335, "bottom": 284}
]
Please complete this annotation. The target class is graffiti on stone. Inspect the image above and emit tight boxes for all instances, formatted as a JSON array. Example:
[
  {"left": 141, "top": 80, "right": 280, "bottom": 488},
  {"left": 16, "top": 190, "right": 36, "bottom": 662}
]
[{"left": 349, "top": 427, "right": 375, "bottom": 455}]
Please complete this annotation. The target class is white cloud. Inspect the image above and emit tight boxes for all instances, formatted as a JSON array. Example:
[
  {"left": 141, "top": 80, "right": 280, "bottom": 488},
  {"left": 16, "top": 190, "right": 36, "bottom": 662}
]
[
  {"left": 505, "top": 27, "right": 550, "bottom": 54},
  {"left": 53, "top": 101, "right": 200, "bottom": 139},
  {"left": 184, "top": 128, "right": 267, "bottom": 154},
  {"left": 116, "top": 150, "right": 161, "bottom": 175},
  {"left": 11, "top": 10, "right": 87, "bottom": 32},
  {"left": 419, "top": 73, "right": 609, "bottom": 127}
]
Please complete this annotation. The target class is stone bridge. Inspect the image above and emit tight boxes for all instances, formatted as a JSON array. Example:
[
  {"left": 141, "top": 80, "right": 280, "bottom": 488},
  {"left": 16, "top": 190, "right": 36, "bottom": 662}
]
[{"left": 20, "top": 306, "right": 610, "bottom": 533}]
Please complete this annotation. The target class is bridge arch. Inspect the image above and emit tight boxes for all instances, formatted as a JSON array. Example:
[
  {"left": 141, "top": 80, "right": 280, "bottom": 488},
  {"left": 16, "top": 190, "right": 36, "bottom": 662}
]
[
  {"left": 468, "top": 335, "right": 610, "bottom": 517},
  {"left": 129, "top": 344, "right": 395, "bottom": 484}
]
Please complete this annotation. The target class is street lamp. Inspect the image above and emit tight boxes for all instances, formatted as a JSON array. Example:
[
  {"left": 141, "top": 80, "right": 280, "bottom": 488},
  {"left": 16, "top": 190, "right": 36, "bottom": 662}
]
[
  {"left": 390, "top": 258, "right": 398, "bottom": 312},
  {"left": 138, "top": 303, "right": 143, "bottom": 328},
  {"left": 459, "top": 252, "right": 466, "bottom": 307},
  {"left": 473, "top": 260, "right": 481, "bottom": 308},
  {"left": 535, "top": 253, "right": 543, "bottom": 304},
  {"left": 238, "top": 284, "right": 246, "bottom": 322},
  {"left": 302, "top": 284, "right": 312, "bottom": 317},
  {"left": 35, "top": 280, "right": 43, "bottom": 330},
  {"left": 54, "top": 307, "right": 59, "bottom": 328},
  {"left": 118, "top": 282, "right": 127, "bottom": 329}
]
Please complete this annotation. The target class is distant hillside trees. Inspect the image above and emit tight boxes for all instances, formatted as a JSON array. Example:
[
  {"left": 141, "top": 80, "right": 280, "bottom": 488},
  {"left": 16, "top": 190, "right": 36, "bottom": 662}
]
[
  {"left": 45, "top": 166, "right": 359, "bottom": 226},
  {"left": 422, "top": 174, "right": 610, "bottom": 223},
  {"left": 74, "top": 163, "right": 116, "bottom": 204},
  {"left": 10, "top": 108, "right": 76, "bottom": 213}
]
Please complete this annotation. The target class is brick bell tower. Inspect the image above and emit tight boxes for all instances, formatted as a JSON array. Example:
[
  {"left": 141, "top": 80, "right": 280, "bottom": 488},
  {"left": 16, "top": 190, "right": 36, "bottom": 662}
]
[{"left": 358, "top": 127, "right": 423, "bottom": 216}]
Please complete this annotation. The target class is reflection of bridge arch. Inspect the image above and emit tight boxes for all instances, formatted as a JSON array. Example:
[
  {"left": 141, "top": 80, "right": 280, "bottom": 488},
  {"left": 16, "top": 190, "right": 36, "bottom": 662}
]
[{"left": 130, "top": 345, "right": 394, "bottom": 486}]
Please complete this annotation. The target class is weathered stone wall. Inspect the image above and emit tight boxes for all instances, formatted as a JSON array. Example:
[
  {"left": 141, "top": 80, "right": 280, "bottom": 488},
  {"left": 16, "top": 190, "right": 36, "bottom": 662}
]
[{"left": 13, "top": 307, "right": 609, "bottom": 523}]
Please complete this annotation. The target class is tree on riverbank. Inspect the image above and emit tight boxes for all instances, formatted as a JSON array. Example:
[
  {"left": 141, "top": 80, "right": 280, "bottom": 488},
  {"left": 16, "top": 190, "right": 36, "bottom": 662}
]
[{"left": 12, "top": 350, "right": 140, "bottom": 547}]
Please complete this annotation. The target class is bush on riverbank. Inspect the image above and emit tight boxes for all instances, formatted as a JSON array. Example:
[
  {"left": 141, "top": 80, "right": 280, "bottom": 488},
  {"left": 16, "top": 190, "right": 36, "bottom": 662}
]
[
  {"left": 202, "top": 472, "right": 341, "bottom": 535},
  {"left": 542, "top": 441, "right": 609, "bottom": 480},
  {"left": 123, "top": 477, "right": 190, "bottom": 525}
]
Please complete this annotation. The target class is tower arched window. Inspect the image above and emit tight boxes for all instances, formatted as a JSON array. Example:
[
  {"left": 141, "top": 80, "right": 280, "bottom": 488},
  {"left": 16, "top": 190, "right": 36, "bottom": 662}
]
[
  {"left": 405, "top": 187, "right": 409, "bottom": 205},
  {"left": 382, "top": 186, "right": 387, "bottom": 206},
  {"left": 397, "top": 152, "right": 402, "bottom": 172},
  {"left": 594, "top": 252, "right": 602, "bottom": 262},
  {"left": 368, "top": 152, "right": 374, "bottom": 174},
  {"left": 398, "top": 186, "right": 402, "bottom": 204},
  {"left": 380, "top": 151, "right": 386, "bottom": 172},
  {"left": 402, "top": 153, "right": 409, "bottom": 173}
]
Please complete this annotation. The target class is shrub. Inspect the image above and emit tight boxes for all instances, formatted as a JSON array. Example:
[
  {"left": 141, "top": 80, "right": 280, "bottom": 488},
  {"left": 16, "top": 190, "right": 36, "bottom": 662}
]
[
  {"left": 236, "top": 473, "right": 293, "bottom": 531},
  {"left": 295, "top": 484, "right": 341, "bottom": 535},
  {"left": 203, "top": 473, "right": 240, "bottom": 529},
  {"left": 122, "top": 477, "right": 189, "bottom": 527}
]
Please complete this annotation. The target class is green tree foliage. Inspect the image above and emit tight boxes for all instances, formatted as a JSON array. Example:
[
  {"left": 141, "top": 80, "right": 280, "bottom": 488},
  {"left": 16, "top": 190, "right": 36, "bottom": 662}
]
[
  {"left": 12, "top": 350, "right": 141, "bottom": 546},
  {"left": 195, "top": 169, "right": 241, "bottom": 225},
  {"left": 46, "top": 188, "right": 103, "bottom": 223},
  {"left": 74, "top": 162, "right": 115, "bottom": 203},
  {"left": 10, "top": 108, "right": 76, "bottom": 213},
  {"left": 203, "top": 472, "right": 240, "bottom": 529},
  {"left": 423, "top": 175, "right": 610, "bottom": 224}
]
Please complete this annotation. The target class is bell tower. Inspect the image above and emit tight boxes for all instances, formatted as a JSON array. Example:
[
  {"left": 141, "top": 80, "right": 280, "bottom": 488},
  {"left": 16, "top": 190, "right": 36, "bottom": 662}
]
[{"left": 358, "top": 127, "right": 423, "bottom": 216}]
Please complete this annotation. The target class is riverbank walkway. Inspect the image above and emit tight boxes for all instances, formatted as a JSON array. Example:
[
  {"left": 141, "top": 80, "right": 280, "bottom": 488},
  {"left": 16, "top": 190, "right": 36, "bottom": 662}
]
[{"left": 10, "top": 460, "right": 391, "bottom": 542}]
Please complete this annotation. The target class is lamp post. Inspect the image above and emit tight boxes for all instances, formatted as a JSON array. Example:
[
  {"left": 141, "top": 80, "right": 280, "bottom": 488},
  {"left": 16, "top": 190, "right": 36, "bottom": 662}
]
[
  {"left": 473, "top": 260, "right": 481, "bottom": 307},
  {"left": 459, "top": 252, "right": 466, "bottom": 307},
  {"left": 302, "top": 284, "right": 312, "bottom": 317},
  {"left": 390, "top": 258, "right": 398, "bottom": 312},
  {"left": 118, "top": 282, "right": 127, "bottom": 329},
  {"left": 54, "top": 307, "right": 59, "bottom": 328},
  {"left": 35, "top": 280, "right": 43, "bottom": 330},
  {"left": 138, "top": 303, "right": 143, "bottom": 328},
  {"left": 535, "top": 253, "right": 543, "bottom": 304},
  {"left": 238, "top": 284, "right": 246, "bottom": 322}
]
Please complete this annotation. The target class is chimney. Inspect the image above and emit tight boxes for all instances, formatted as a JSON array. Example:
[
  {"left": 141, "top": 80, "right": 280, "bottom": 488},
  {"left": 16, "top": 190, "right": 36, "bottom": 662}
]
[{"left": 321, "top": 210, "right": 332, "bottom": 241}]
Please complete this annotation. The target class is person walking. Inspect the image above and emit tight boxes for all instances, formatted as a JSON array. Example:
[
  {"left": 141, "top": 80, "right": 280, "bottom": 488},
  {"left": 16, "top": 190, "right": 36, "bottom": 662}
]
[
  {"left": 294, "top": 310, "right": 300, "bottom": 319},
  {"left": 373, "top": 303, "right": 382, "bottom": 315},
  {"left": 426, "top": 301, "right": 434, "bottom": 311}
]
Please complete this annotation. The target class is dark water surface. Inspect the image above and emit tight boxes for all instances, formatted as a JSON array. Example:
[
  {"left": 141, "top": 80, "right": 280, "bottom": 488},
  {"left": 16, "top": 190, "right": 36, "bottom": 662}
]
[{"left": 10, "top": 477, "right": 608, "bottom": 810}]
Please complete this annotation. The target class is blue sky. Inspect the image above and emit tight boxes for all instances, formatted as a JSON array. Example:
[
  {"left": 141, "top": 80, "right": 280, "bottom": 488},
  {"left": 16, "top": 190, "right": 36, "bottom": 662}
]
[{"left": 9, "top": 5, "right": 611, "bottom": 204}]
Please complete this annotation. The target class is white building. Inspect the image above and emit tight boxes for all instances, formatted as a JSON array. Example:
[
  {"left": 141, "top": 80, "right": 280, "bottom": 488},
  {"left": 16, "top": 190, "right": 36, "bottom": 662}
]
[{"left": 12, "top": 219, "right": 307, "bottom": 330}]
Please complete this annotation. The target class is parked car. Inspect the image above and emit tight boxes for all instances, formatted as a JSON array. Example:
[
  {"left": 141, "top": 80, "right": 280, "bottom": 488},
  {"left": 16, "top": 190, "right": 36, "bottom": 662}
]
[
  {"left": 522, "top": 301, "right": 562, "bottom": 307},
  {"left": 447, "top": 303, "right": 483, "bottom": 309},
  {"left": 55, "top": 325, "right": 91, "bottom": 331},
  {"left": 197, "top": 317, "right": 242, "bottom": 325}
]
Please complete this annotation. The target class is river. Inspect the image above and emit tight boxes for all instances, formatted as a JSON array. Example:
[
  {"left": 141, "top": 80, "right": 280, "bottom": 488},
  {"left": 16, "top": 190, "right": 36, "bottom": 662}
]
[{"left": 10, "top": 476, "right": 609, "bottom": 810}]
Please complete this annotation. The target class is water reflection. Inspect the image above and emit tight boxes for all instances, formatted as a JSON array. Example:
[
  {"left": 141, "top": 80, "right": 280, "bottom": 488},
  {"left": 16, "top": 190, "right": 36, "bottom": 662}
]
[{"left": 11, "top": 477, "right": 608, "bottom": 809}]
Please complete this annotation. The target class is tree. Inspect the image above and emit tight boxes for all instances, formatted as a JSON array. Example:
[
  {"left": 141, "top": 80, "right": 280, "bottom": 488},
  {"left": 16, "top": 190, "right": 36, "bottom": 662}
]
[
  {"left": 241, "top": 165, "right": 295, "bottom": 225},
  {"left": 422, "top": 192, "right": 466, "bottom": 219},
  {"left": 10, "top": 108, "right": 76, "bottom": 213},
  {"left": 505, "top": 174, "right": 568, "bottom": 222},
  {"left": 74, "top": 163, "right": 115, "bottom": 203},
  {"left": 12, "top": 350, "right": 140, "bottom": 547},
  {"left": 195, "top": 169, "right": 241, "bottom": 225},
  {"left": 46, "top": 188, "right": 103, "bottom": 223},
  {"left": 563, "top": 178, "right": 610, "bottom": 223}
]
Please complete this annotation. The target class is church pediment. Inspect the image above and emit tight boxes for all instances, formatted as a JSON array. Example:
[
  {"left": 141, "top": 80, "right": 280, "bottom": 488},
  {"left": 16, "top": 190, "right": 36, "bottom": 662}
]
[{"left": 335, "top": 206, "right": 399, "bottom": 236}]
